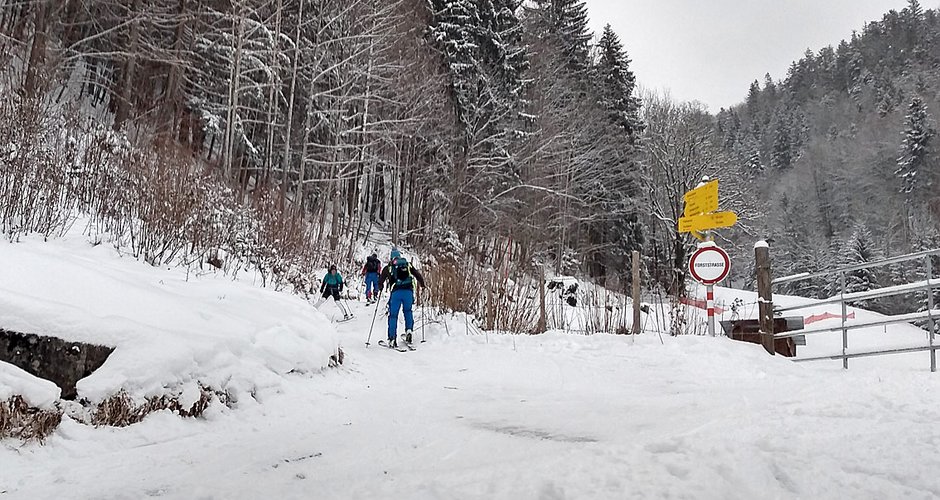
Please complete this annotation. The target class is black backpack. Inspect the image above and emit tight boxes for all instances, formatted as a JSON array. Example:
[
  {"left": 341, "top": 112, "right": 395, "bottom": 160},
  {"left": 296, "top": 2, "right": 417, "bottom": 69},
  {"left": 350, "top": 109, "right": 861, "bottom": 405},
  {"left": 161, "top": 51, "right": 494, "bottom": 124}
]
[
  {"left": 365, "top": 256, "right": 380, "bottom": 273},
  {"left": 393, "top": 258, "right": 413, "bottom": 287}
]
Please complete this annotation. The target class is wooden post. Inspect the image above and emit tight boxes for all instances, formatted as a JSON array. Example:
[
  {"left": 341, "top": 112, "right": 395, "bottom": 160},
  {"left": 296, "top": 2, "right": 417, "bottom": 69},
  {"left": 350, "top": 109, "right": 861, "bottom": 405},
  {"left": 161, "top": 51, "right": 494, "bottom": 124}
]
[
  {"left": 632, "top": 250, "right": 641, "bottom": 334},
  {"left": 537, "top": 269, "right": 547, "bottom": 334},
  {"left": 928, "top": 256, "right": 935, "bottom": 373},
  {"left": 755, "top": 241, "right": 775, "bottom": 355}
]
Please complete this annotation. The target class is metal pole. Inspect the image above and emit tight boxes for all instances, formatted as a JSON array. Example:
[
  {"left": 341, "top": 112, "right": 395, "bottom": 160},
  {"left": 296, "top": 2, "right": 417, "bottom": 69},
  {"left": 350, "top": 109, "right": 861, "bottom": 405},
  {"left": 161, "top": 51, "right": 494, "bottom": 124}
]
[
  {"left": 706, "top": 284, "right": 715, "bottom": 336},
  {"left": 705, "top": 232, "right": 716, "bottom": 337},
  {"left": 421, "top": 298, "right": 427, "bottom": 343},
  {"left": 364, "top": 289, "right": 383, "bottom": 346},
  {"left": 841, "top": 271, "right": 848, "bottom": 370},
  {"left": 928, "top": 256, "right": 935, "bottom": 372}
]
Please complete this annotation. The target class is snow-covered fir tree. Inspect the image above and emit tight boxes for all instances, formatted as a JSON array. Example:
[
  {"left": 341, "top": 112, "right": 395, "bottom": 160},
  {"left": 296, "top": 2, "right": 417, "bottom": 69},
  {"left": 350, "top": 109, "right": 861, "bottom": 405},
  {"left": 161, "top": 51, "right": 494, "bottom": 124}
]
[
  {"left": 594, "top": 24, "right": 643, "bottom": 143},
  {"left": 529, "top": 0, "right": 593, "bottom": 76},
  {"left": 838, "top": 223, "right": 881, "bottom": 308},
  {"left": 895, "top": 96, "right": 935, "bottom": 201},
  {"left": 427, "top": 0, "right": 483, "bottom": 127},
  {"left": 770, "top": 110, "right": 794, "bottom": 170}
]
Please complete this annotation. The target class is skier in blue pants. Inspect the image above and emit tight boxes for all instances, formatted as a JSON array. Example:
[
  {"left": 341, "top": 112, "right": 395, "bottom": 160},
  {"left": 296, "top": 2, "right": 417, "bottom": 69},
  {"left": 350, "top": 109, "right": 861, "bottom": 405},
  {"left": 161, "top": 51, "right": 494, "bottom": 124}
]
[
  {"left": 361, "top": 253, "right": 381, "bottom": 303},
  {"left": 378, "top": 248, "right": 426, "bottom": 346}
]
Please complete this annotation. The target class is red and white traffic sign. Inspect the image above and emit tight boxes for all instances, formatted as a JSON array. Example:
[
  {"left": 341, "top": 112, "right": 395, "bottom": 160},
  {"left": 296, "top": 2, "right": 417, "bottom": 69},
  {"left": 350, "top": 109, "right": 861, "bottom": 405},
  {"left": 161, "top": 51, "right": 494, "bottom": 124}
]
[{"left": 688, "top": 244, "right": 730, "bottom": 285}]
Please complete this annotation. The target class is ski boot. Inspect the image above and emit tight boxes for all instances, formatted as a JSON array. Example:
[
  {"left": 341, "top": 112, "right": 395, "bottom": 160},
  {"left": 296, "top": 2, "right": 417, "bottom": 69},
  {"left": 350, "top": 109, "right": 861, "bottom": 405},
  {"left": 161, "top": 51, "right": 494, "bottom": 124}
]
[{"left": 405, "top": 330, "right": 413, "bottom": 344}]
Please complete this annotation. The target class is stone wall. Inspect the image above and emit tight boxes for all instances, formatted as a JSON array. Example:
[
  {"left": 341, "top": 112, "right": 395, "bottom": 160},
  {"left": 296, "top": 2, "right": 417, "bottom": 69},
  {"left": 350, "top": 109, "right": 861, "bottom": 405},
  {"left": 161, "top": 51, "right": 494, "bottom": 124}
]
[{"left": 0, "top": 329, "right": 114, "bottom": 400}]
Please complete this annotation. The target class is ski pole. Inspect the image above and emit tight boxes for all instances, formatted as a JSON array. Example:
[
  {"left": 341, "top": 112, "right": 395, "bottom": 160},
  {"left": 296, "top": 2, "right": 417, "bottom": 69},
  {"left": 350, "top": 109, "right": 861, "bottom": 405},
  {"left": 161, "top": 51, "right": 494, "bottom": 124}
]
[
  {"left": 365, "top": 289, "right": 383, "bottom": 346},
  {"left": 421, "top": 288, "right": 427, "bottom": 343}
]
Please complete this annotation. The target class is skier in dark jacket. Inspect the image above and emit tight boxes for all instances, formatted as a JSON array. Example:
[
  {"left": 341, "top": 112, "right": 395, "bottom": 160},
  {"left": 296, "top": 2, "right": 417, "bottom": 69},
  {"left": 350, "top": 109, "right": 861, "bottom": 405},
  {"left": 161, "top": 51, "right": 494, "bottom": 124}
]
[
  {"left": 378, "top": 248, "right": 426, "bottom": 346},
  {"left": 361, "top": 253, "right": 381, "bottom": 304},
  {"left": 317, "top": 264, "right": 352, "bottom": 320}
]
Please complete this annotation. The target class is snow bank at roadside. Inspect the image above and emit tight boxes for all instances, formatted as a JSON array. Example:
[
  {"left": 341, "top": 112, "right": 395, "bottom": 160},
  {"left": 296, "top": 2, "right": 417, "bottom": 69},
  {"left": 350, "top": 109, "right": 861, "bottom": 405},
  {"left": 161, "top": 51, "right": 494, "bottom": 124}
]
[
  {"left": 0, "top": 235, "right": 339, "bottom": 405},
  {"left": 0, "top": 363, "right": 60, "bottom": 409}
]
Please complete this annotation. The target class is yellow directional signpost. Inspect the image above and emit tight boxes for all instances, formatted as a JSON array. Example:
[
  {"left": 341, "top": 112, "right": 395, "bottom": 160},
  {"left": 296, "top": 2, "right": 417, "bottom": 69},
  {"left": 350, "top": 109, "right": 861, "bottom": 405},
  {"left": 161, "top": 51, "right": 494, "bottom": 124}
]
[
  {"left": 682, "top": 179, "right": 718, "bottom": 218},
  {"left": 678, "top": 179, "right": 737, "bottom": 240},
  {"left": 678, "top": 211, "right": 738, "bottom": 234},
  {"left": 678, "top": 177, "right": 738, "bottom": 338}
]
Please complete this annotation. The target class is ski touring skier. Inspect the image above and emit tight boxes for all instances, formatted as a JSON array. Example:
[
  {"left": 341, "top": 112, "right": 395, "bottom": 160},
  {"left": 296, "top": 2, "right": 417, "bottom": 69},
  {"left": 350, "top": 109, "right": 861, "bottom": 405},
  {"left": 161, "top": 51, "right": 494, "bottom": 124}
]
[
  {"left": 362, "top": 253, "right": 381, "bottom": 304},
  {"left": 317, "top": 264, "right": 353, "bottom": 321},
  {"left": 379, "top": 248, "right": 426, "bottom": 347}
]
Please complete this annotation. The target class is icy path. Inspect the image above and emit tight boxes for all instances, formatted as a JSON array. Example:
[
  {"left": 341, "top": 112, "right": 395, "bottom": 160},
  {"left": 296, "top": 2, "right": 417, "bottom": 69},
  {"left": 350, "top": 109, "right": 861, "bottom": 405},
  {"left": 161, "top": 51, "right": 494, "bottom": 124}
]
[{"left": 4, "top": 300, "right": 940, "bottom": 499}]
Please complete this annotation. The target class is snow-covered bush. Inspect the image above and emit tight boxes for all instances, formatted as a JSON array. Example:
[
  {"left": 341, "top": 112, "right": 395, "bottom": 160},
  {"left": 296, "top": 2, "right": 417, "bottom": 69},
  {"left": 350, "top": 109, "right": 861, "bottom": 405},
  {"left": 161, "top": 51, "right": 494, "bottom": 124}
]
[
  {"left": 0, "top": 396, "right": 62, "bottom": 443},
  {"left": 0, "top": 97, "right": 321, "bottom": 291}
]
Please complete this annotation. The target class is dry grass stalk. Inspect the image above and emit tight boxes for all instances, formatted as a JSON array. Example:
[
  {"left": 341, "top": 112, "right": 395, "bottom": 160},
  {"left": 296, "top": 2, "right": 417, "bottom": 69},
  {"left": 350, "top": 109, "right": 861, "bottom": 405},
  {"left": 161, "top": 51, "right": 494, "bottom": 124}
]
[
  {"left": 0, "top": 396, "right": 62, "bottom": 443},
  {"left": 90, "top": 386, "right": 220, "bottom": 427}
]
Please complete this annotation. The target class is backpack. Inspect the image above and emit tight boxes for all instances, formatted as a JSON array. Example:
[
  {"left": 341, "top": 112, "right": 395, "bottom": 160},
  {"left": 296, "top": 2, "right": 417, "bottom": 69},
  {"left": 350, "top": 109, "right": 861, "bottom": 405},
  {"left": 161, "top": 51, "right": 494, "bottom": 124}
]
[
  {"left": 365, "top": 256, "right": 380, "bottom": 273},
  {"left": 392, "top": 258, "right": 413, "bottom": 288}
]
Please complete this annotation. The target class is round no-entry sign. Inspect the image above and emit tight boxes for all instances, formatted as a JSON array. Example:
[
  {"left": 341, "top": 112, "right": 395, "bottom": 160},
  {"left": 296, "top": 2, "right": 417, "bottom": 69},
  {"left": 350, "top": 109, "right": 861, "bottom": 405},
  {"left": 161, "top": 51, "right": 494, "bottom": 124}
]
[{"left": 689, "top": 244, "right": 730, "bottom": 285}]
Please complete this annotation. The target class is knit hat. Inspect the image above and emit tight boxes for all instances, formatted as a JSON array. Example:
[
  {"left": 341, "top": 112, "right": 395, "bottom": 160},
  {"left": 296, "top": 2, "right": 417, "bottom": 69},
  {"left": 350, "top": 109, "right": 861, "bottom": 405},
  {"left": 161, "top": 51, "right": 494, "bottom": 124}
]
[
  {"left": 329, "top": 264, "right": 337, "bottom": 272},
  {"left": 390, "top": 248, "right": 401, "bottom": 259}
]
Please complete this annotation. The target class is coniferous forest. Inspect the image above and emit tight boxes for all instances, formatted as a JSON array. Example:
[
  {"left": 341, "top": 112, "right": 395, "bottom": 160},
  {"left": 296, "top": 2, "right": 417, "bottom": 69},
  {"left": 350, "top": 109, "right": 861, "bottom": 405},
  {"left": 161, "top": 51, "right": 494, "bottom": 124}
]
[
  {"left": 717, "top": 0, "right": 940, "bottom": 312},
  {"left": 0, "top": 0, "right": 938, "bottom": 324}
]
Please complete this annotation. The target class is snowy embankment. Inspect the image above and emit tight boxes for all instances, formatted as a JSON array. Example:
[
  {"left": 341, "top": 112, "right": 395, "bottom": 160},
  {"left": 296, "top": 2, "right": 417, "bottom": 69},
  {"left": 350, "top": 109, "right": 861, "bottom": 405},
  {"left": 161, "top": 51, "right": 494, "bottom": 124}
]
[
  {"left": 0, "top": 234, "right": 340, "bottom": 408},
  {"left": 0, "top": 363, "right": 59, "bottom": 409}
]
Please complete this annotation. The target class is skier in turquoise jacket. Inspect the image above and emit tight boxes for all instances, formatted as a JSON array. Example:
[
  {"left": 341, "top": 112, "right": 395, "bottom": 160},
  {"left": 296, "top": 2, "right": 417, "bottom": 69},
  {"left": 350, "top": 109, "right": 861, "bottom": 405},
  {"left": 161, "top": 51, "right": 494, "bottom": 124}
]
[{"left": 317, "top": 264, "right": 352, "bottom": 320}]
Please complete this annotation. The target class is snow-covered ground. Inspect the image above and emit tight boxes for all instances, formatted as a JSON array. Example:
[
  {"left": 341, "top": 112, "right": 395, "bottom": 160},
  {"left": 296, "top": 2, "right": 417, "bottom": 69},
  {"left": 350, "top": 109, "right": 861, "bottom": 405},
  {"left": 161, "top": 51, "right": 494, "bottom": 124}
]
[
  {"left": 3, "top": 238, "right": 940, "bottom": 499},
  {"left": 5, "top": 312, "right": 940, "bottom": 499}
]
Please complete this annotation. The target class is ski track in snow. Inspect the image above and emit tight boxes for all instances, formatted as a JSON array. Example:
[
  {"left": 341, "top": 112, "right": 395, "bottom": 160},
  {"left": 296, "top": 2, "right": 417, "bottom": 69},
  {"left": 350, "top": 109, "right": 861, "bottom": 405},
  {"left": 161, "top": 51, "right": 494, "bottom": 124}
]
[{"left": 4, "top": 296, "right": 940, "bottom": 499}]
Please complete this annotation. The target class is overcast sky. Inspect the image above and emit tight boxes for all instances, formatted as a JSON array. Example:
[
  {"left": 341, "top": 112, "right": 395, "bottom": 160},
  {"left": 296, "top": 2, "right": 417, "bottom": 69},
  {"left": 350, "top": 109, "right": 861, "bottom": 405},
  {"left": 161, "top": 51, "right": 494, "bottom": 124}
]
[{"left": 583, "top": 0, "right": 915, "bottom": 111}]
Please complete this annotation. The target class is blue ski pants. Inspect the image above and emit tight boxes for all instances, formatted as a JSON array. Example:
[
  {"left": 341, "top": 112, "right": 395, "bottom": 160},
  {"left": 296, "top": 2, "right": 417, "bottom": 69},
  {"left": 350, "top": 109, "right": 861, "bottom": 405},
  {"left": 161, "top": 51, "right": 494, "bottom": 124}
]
[
  {"left": 387, "top": 289, "right": 414, "bottom": 340},
  {"left": 364, "top": 272, "right": 379, "bottom": 299}
]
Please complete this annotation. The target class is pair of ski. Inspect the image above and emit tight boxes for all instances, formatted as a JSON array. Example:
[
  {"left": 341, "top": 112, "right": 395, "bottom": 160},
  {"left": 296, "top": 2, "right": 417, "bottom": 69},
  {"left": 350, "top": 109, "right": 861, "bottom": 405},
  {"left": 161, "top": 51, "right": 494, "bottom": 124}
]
[{"left": 377, "top": 340, "right": 416, "bottom": 352}]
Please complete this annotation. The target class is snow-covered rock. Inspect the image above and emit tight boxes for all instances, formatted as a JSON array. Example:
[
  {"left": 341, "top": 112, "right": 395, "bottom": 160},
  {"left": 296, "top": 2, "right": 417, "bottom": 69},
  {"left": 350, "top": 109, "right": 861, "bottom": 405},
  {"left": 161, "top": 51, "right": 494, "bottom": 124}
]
[
  {"left": 0, "top": 363, "right": 60, "bottom": 409},
  {"left": 0, "top": 234, "right": 340, "bottom": 405}
]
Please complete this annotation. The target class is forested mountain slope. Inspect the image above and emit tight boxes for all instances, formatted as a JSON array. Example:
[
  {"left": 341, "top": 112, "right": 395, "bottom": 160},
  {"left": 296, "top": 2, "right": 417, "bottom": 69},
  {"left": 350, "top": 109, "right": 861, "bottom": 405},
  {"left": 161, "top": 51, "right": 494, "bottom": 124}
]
[{"left": 717, "top": 0, "right": 940, "bottom": 307}]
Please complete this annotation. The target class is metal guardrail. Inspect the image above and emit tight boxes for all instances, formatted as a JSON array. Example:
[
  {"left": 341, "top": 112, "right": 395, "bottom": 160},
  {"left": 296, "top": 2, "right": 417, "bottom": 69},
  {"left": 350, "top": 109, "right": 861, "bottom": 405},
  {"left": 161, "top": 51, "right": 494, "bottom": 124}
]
[
  {"left": 769, "top": 249, "right": 939, "bottom": 371},
  {"left": 793, "top": 344, "right": 940, "bottom": 363},
  {"left": 776, "top": 279, "right": 940, "bottom": 314},
  {"left": 775, "top": 309, "right": 940, "bottom": 339},
  {"left": 773, "top": 249, "right": 940, "bottom": 285}
]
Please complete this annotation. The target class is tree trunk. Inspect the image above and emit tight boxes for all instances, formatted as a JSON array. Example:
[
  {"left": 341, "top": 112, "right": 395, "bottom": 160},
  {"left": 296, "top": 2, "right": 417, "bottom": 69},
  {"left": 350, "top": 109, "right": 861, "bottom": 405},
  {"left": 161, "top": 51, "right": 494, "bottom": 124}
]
[
  {"left": 24, "top": 0, "right": 49, "bottom": 99},
  {"left": 113, "top": 0, "right": 141, "bottom": 131},
  {"left": 163, "top": 0, "right": 188, "bottom": 138},
  {"left": 223, "top": 2, "right": 246, "bottom": 179}
]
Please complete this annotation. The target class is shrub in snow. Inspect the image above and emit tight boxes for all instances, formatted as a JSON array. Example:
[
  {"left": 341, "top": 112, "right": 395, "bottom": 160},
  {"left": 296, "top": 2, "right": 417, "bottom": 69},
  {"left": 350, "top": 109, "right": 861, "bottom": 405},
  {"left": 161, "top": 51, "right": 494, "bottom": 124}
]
[
  {"left": 0, "top": 96, "right": 324, "bottom": 293},
  {"left": 431, "top": 226, "right": 464, "bottom": 264},
  {"left": 0, "top": 396, "right": 62, "bottom": 443},
  {"left": 90, "top": 387, "right": 221, "bottom": 428}
]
